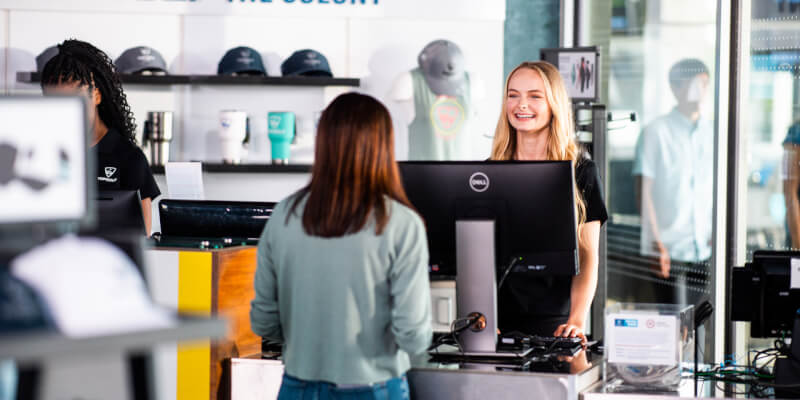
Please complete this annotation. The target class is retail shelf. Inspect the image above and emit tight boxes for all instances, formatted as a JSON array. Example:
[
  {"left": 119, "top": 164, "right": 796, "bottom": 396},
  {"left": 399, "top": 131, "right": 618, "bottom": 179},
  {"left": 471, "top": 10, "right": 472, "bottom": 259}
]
[
  {"left": 17, "top": 71, "right": 360, "bottom": 87},
  {"left": 0, "top": 316, "right": 226, "bottom": 362},
  {"left": 150, "top": 163, "right": 312, "bottom": 174}
]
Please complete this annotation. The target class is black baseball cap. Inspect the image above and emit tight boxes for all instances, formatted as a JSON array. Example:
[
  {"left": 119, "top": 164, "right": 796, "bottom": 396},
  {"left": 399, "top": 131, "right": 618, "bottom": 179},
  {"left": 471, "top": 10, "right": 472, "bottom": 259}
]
[
  {"left": 218, "top": 46, "right": 267, "bottom": 76},
  {"left": 115, "top": 46, "right": 168, "bottom": 75},
  {"left": 281, "top": 49, "right": 332, "bottom": 77},
  {"left": 36, "top": 46, "right": 59, "bottom": 73}
]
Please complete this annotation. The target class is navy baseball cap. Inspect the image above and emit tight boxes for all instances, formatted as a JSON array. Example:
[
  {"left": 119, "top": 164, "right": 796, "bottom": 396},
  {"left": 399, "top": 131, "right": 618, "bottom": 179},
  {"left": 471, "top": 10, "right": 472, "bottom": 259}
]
[
  {"left": 36, "top": 46, "right": 59, "bottom": 73},
  {"left": 115, "top": 46, "right": 168, "bottom": 75},
  {"left": 218, "top": 46, "right": 266, "bottom": 76},
  {"left": 281, "top": 49, "right": 332, "bottom": 77}
]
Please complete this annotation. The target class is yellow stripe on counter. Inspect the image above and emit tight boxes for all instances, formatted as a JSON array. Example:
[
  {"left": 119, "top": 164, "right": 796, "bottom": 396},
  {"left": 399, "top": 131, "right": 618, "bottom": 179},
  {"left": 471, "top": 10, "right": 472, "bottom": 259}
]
[
  {"left": 178, "top": 252, "right": 213, "bottom": 313},
  {"left": 177, "top": 340, "right": 211, "bottom": 400},
  {"left": 177, "top": 251, "right": 213, "bottom": 400}
]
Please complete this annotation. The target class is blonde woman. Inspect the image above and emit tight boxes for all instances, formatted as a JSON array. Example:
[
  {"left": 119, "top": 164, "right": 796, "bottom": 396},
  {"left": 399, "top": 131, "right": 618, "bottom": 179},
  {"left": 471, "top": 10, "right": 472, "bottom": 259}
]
[{"left": 490, "top": 61, "right": 607, "bottom": 341}]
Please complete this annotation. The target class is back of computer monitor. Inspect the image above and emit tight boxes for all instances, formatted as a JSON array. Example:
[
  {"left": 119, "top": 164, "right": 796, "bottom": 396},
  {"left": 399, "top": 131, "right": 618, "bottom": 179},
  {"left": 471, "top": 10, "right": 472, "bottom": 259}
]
[
  {"left": 399, "top": 161, "right": 578, "bottom": 352},
  {"left": 95, "top": 189, "right": 146, "bottom": 236}
]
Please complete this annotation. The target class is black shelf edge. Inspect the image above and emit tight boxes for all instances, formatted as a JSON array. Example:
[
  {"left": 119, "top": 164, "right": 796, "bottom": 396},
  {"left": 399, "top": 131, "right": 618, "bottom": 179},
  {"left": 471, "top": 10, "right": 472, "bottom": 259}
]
[
  {"left": 17, "top": 71, "right": 359, "bottom": 87},
  {"left": 151, "top": 163, "right": 312, "bottom": 174}
]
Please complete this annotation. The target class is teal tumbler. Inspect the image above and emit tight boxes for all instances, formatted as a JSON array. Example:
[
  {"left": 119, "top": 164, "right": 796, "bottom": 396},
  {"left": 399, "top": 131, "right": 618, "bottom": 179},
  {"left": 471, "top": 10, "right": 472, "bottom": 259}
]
[{"left": 268, "top": 111, "right": 295, "bottom": 164}]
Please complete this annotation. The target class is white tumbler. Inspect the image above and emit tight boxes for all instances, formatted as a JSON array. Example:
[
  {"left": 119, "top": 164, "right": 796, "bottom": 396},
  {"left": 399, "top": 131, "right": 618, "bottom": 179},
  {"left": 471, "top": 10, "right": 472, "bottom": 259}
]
[{"left": 218, "top": 110, "right": 248, "bottom": 164}]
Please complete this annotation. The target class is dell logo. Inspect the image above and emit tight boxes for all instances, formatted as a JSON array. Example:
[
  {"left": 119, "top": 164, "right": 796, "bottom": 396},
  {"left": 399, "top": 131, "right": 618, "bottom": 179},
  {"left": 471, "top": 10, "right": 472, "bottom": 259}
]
[{"left": 469, "top": 172, "right": 489, "bottom": 192}]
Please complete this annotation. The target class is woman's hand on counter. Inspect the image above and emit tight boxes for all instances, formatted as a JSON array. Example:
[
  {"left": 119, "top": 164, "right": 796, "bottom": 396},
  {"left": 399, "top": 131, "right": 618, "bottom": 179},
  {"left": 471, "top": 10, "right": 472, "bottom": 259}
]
[{"left": 553, "top": 320, "right": 587, "bottom": 344}]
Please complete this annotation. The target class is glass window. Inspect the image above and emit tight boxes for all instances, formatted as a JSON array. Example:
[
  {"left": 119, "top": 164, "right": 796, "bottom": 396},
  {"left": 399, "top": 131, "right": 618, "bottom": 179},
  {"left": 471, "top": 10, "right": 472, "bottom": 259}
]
[
  {"left": 737, "top": 0, "right": 800, "bottom": 392},
  {"left": 583, "top": 0, "right": 722, "bottom": 362}
]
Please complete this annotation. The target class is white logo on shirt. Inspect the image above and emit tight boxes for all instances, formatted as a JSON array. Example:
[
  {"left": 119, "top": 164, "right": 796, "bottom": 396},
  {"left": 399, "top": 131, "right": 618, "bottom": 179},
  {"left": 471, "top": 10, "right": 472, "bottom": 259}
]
[{"left": 98, "top": 167, "right": 118, "bottom": 183}]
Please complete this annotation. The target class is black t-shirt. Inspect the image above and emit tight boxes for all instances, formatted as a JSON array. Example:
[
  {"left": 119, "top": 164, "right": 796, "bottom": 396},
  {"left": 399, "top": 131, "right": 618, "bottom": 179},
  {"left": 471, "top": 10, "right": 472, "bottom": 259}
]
[
  {"left": 498, "top": 158, "right": 608, "bottom": 335},
  {"left": 93, "top": 129, "right": 160, "bottom": 200}
]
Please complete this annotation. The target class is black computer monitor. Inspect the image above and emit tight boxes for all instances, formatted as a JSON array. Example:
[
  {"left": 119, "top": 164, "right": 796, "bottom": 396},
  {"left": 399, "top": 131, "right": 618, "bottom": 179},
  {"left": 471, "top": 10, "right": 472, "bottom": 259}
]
[
  {"left": 94, "top": 189, "right": 146, "bottom": 236},
  {"left": 398, "top": 161, "right": 578, "bottom": 277},
  {"left": 731, "top": 250, "right": 800, "bottom": 337},
  {"left": 158, "top": 199, "right": 275, "bottom": 240}
]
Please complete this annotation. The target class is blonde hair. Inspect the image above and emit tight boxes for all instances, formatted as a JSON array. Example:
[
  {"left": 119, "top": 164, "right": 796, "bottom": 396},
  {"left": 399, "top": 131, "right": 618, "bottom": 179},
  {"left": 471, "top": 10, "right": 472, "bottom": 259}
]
[{"left": 490, "top": 61, "right": 587, "bottom": 241}]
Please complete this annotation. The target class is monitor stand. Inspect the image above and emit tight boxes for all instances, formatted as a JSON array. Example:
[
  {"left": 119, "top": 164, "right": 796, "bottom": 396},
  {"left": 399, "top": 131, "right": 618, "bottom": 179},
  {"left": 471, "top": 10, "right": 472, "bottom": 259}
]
[{"left": 450, "top": 219, "right": 533, "bottom": 360}]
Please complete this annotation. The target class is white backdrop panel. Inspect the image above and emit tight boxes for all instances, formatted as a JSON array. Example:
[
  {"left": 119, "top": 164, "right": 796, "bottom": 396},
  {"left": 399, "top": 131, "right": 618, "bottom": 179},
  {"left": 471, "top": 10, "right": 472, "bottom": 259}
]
[
  {"left": 350, "top": 18, "right": 503, "bottom": 160},
  {"left": 0, "top": 0, "right": 505, "bottom": 21},
  {"left": 182, "top": 15, "right": 349, "bottom": 75}
]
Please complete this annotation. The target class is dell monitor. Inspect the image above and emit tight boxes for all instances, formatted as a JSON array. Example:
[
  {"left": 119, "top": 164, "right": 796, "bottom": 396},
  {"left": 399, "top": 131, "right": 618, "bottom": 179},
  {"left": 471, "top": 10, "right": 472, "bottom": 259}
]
[
  {"left": 399, "top": 161, "right": 578, "bottom": 278},
  {"left": 399, "top": 161, "right": 578, "bottom": 354}
]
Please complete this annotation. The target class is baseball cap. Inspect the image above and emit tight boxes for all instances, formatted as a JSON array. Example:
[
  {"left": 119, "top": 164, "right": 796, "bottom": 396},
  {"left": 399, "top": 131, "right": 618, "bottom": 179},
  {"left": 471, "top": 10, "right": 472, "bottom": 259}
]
[
  {"left": 218, "top": 46, "right": 267, "bottom": 76},
  {"left": 417, "top": 39, "right": 467, "bottom": 97},
  {"left": 36, "top": 46, "right": 59, "bottom": 73},
  {"left": 115, "top": 46, "right": 168, "bottom": 75},
  {"left": 281, "top": 49, "right": 332, "bottom": 77}
]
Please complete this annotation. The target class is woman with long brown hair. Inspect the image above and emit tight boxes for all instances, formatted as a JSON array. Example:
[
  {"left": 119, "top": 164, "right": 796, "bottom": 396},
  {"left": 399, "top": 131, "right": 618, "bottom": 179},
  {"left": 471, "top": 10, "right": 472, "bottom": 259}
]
[
  {"left": 250, "top": 93, "right": 431, "bottom": 400},
  {"left": 491, "top": 61, "right": 608, "bottom": 341}
]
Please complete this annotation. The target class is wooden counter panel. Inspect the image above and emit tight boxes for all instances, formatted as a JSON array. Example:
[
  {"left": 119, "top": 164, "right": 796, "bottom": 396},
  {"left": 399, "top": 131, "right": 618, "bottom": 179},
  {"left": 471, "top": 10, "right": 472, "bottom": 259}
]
[{"left": 210, "top": 247, "right": 261, "bottom": 400}]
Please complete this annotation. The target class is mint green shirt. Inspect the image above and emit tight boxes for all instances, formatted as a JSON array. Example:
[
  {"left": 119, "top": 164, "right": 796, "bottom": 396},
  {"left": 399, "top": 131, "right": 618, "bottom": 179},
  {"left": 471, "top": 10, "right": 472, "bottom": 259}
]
[{"left": 250, "top": 194, "right": 432, "bottom": 385}]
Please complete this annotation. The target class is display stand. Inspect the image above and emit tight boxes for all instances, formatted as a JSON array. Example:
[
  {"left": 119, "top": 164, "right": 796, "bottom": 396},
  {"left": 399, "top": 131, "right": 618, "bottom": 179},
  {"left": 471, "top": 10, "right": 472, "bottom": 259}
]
[{"left": 0, "top": 316, "right": 226, "bottom": 400}]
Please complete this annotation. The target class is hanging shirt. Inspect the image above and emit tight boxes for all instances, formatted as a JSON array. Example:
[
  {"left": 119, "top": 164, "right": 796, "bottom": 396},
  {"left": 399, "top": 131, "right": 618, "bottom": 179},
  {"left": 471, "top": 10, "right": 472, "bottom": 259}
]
[
  {"left": 632, "top": 107, "right": 714, "bottom": 262},
  {"left": 407, "top": 68, "right": 471, "bottom": 160},
  {"left": 93, "top": 128, "right": 160, "bottom": 200}
]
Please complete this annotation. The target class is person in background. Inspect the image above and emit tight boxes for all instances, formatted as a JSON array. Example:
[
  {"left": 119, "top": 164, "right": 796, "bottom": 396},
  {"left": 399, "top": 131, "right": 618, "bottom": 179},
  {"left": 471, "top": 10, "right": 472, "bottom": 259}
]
[
  {"left": 490, "top": 61, "right": 608, "bottom": 341},
  {"left": 632, "top": 59, "right": 712, "bottom": 285},
  {"left": 40, "top": 39, "right": 160, "bottom": 235},
  {"left": 250, "top": 92, "right": 432, "bottom": 400},
  {"left": 783, "top": 121, "right": 800, "bottom": 249}
]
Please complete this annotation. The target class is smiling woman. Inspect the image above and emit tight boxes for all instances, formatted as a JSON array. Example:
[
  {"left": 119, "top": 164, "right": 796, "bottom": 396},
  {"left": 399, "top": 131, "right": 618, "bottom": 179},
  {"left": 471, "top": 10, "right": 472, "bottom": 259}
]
[{"left": 490, "top": 61, "right": 608, "bottom": 341}]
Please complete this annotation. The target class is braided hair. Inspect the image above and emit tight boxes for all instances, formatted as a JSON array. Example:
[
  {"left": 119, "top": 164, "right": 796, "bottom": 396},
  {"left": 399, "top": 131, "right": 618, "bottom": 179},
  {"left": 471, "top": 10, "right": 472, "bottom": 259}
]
[{"left": 40, "top": 39, "right": 137, "bottom": 144}]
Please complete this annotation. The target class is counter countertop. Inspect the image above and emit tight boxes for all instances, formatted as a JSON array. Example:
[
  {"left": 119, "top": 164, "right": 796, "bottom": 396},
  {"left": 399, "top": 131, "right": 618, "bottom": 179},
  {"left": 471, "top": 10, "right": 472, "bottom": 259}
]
[{"left": 150, "top": 163, "right": 312, "bottom": 174}]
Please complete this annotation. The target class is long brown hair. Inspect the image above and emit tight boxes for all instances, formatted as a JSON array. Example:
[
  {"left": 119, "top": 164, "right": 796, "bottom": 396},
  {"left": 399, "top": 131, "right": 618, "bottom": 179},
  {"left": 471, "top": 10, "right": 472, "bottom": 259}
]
[
  {"left": 490, "top": 61, "right": 587, "bottom": 243},
  {"left": 287, "top": 92, "right": 414, "bottom": 237}
]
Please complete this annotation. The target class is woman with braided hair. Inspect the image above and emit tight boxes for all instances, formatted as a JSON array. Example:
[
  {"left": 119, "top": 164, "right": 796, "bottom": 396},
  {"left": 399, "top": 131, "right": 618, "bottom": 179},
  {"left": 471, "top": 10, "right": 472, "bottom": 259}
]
[{"left": 41, "top": 39, "right": 160, "bottom": 235}]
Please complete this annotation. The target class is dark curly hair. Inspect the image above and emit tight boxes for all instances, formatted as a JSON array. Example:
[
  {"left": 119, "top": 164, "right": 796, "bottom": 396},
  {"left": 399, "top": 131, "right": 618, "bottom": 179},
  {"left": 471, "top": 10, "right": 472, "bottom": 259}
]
[{"left": 40, "top": 39, "right": 137, "bottom": 144}]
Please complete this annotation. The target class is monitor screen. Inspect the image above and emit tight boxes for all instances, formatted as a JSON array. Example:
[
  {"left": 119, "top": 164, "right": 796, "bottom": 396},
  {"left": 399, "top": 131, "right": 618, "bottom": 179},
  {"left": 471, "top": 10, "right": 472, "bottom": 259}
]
[
  {"left": 0, "top": 96, "right": 88, "bottom": 225},
  {"left": 540, "top": 46, "right": 599, "bottom": 102},
  {"left": 398, "top": 161, "right": 578, "bottom": 277}
]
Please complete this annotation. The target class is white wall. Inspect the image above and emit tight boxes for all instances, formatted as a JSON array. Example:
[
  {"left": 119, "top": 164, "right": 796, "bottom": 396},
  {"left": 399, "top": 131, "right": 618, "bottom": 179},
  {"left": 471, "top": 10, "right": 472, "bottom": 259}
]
[{"left": 1, "top": 1, "right": 505, "bottom": 203}]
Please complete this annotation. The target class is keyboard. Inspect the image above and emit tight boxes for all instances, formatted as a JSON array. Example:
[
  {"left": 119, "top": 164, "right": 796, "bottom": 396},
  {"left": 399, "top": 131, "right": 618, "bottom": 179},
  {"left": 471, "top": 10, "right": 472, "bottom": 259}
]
[{"left": 497, "top": 332, "right": 583, "bottom": 354}]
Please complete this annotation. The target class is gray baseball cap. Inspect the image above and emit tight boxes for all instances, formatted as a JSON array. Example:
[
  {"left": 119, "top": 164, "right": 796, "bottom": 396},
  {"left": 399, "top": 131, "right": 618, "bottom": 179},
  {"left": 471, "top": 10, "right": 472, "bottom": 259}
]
[
  {"left": 417, "top": 39, "right": 467, "bottom": 97},
  {"left": 114, "top": 46, "right": 168, "bottom": 75},
  {"left": 36, "top": 46, "right": 59, "bottom": 73}
]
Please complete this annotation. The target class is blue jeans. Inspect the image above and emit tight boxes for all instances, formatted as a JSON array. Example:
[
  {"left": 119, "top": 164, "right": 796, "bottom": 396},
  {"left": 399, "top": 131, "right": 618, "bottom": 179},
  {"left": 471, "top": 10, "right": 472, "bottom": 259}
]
[{"left": 277, "top": 374, "right": 410, "bottom": 400}]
